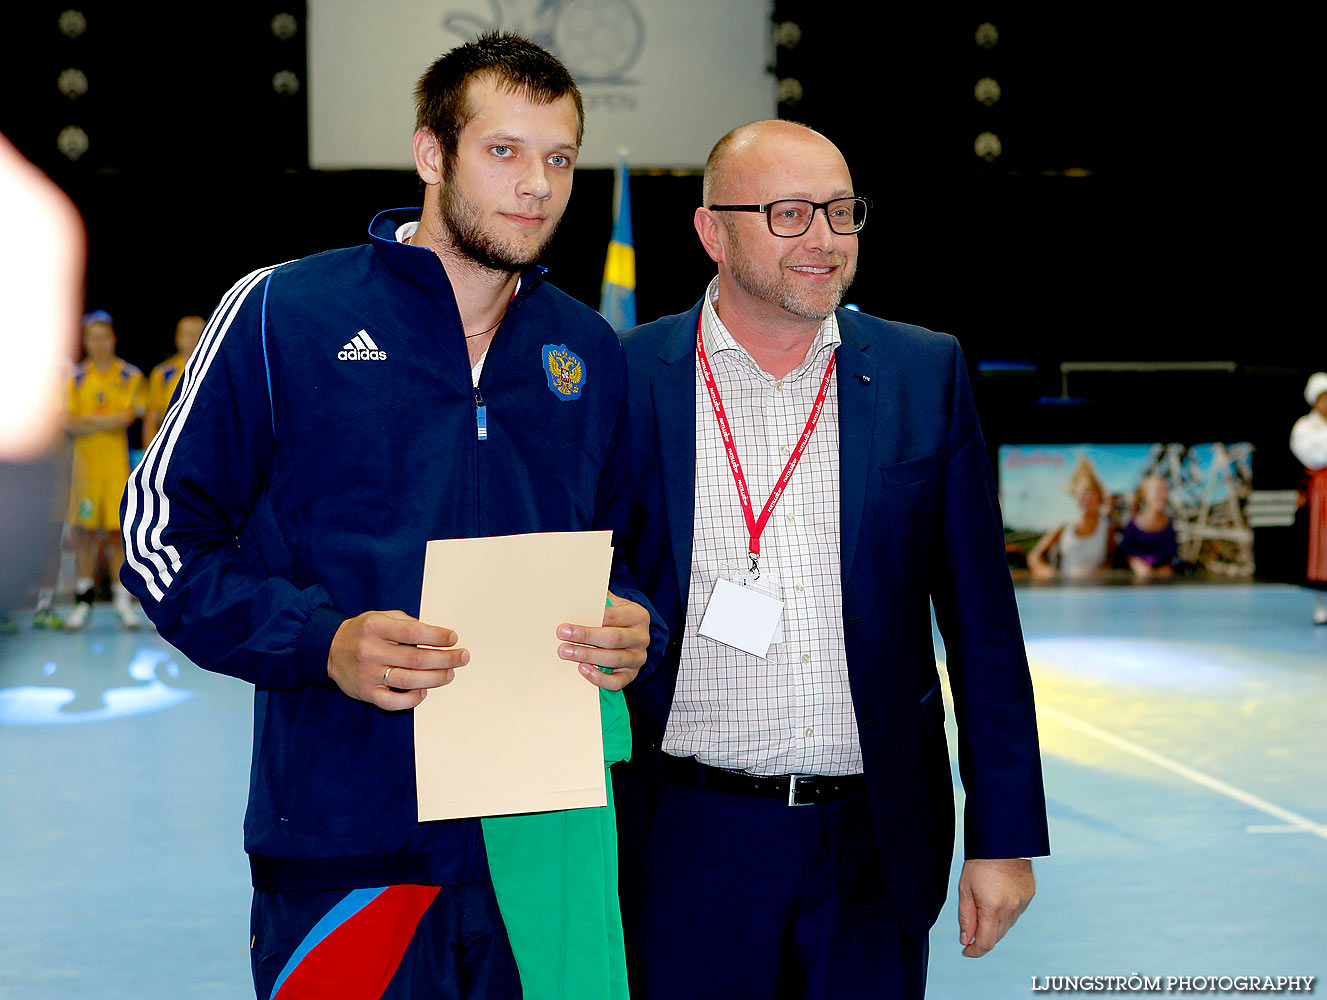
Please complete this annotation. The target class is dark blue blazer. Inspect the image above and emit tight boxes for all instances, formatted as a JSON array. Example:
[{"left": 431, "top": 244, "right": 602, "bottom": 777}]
[{"left": 613, "top": 301, "right": 1051, "bottom": 938}]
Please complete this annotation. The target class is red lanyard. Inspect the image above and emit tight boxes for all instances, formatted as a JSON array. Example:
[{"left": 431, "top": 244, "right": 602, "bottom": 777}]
[{"left": 696, "top": 316, "right": 835, "bottom": 566}]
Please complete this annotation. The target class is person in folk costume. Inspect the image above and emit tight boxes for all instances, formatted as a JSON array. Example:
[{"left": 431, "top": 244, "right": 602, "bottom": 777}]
[{"left": 1290, "top": 371, "right": 1327, "bottom": 625}]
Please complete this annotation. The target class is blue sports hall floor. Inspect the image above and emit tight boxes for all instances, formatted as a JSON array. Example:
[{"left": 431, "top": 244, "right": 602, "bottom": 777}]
[{"left": 1, "top": 582, "right": 1323, "bottom": 999}]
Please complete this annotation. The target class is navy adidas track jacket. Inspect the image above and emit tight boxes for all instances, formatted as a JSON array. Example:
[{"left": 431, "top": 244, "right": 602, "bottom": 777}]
[{"left": 121, "top": 209, "right": 653, "bottom": 890}]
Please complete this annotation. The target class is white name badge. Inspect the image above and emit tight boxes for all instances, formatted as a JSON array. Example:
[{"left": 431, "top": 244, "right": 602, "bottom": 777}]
[
  {"left": 697, "top": 574, "right": 784, "bottom": 659},
  {"left": 733, "top": 570, "right": 783, "bottom": 645}
]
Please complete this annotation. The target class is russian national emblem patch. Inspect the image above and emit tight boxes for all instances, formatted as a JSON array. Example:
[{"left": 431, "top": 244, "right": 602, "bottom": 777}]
[{"left": 543, "top": 343, "right": 586, "bottom": 401}]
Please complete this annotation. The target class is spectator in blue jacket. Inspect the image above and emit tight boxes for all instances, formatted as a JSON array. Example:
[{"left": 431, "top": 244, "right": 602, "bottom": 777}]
[{"left": 612, "top": 119, "right": 1047, "bottom": 1000}]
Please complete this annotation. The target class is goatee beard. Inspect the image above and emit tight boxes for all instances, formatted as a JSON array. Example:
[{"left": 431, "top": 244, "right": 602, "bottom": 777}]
[
  {"left": 438, "top": 183, "right": 556, "bottom": 274},
  {"left": 729, "top": 251, "right": 856, "bottom": 320}
]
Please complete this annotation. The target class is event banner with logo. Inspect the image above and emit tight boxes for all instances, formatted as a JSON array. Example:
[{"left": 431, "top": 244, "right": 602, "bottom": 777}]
[{"left": 307, "top": 0, "right": 776, "bottom": 169}]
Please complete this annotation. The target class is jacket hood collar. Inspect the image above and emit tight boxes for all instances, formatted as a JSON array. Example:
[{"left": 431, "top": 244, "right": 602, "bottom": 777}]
[{"left": 368, "top": 208, "right": 548, "bottom": 306}]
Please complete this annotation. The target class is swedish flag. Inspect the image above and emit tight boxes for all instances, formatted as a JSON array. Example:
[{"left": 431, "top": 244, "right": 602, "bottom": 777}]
[{"left": 599, "top": 151, "right": 636, "bottom": 331}]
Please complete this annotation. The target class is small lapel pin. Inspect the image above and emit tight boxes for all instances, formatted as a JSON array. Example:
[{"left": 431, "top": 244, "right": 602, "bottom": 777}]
[{"left": 857, "top": 374, "right": 871, "bottom": 384}]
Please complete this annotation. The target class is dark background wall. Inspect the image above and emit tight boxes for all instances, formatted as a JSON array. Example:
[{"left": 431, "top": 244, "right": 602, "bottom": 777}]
[{"left": 3, "top": 4, "right": 1314, "bottom": 488}]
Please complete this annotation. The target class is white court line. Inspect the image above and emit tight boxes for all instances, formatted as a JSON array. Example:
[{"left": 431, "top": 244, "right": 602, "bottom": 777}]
[{"left": 1038, "top": 704, "right": 1327, "bottom": 842}]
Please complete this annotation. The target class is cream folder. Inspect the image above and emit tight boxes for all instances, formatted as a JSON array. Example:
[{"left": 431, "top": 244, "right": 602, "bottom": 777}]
[{"left": 414, "top": 530, "right": 614, "bottom": 821}]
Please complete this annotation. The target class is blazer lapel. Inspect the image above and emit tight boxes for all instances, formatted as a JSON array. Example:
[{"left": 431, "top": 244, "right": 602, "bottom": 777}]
[
  {"left": 652, "top": 307, "right": 702, "bottom": 606},
  {"left": 836, "top": 313, "right": 881, "bottom": 583}
]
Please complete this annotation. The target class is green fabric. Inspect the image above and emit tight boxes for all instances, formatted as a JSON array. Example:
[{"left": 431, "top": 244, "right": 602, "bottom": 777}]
[{"left": 481, "top": 686, "right": 632, "bottom": 1000}]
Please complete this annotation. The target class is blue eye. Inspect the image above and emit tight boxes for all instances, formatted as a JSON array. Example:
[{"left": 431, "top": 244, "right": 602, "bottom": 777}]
[{"left": 491, "top": 145, "right": 514, "bottom": 158}]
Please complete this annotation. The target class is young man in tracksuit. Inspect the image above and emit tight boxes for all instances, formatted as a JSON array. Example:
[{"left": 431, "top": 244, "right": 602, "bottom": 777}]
[{"left": 121, "top": 34, "right": 653, "bottom": 999}]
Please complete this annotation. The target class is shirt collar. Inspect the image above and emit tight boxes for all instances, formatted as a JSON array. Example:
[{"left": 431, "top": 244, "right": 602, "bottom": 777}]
[{"left": 700, "top": 276, "right": 841, "bottom": 381}]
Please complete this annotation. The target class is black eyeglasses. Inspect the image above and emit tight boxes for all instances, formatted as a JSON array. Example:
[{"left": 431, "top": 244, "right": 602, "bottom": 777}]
[{"left": 707, "top": 197, "right": 870, "bottom": 237}]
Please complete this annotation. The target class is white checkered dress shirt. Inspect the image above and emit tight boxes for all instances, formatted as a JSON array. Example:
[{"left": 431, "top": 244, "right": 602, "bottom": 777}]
[{"left": 662, "top": 278, "right": 863, "bottom": 776}]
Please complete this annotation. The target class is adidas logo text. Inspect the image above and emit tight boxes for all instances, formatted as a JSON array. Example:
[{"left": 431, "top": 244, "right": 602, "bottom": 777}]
[{"left": 338, "top": 329, "right": 387, "bottom": 361}]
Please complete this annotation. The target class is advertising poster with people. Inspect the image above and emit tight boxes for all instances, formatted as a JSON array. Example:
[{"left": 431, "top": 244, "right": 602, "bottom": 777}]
[{"left": 999, "top": 442, "right": 1255, "bottom": 581}]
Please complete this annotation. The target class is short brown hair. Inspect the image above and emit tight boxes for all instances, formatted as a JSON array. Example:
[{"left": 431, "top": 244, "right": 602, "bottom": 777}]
[{"left": 415, "top": 32, "right": 584, "bottom": 175}]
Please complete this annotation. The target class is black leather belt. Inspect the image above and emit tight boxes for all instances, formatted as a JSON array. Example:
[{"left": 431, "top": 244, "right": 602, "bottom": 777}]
[{"left": 659, "top": 753, "right": 865, "bottom": 807}]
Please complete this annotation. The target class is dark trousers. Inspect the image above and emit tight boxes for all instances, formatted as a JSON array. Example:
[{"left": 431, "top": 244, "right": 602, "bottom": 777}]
[
  {"left": 630, "top": 781, "right": 928, "bottom": 1000},
  {"left": 251, "top": 883, "right": 521, "bottom": 1000}
]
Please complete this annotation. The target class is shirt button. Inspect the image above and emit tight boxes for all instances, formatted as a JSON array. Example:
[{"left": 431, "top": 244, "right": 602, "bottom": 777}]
[
  {"left": 785, "top": 513, "right": 796, "bottom": 524},
  {"left": 780, "top": 444, "right": 791, "bottom": 456},
  {"left": 795, "top": 583, "right": 805, "bottom": 593},
  {"left": 776, "top": 381, "right": 785, "bottom": 392},
  {"left": 801, "top": 653, "right": 811, "bottom": 663},
  {"left": 804, "top": 726, "right": 815, "bottom": 737}
]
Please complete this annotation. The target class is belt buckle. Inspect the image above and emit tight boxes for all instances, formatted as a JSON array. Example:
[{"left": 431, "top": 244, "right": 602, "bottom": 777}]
[{"left": 787, "top": 774, "right": 814, "bottom": 807}]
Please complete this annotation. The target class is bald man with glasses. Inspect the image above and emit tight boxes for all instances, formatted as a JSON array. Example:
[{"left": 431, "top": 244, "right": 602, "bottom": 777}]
[{"left": 613, "top": 120, "right": 1050, "bottom": 999}]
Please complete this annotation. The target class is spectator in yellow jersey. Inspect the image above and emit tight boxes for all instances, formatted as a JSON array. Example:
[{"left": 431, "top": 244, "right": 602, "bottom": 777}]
[
  {"left": 65, "top": 311, "right": 144, "bottom": 630},
  {"left": 143, "top": 314, "right": 204, "bottom": 445}
]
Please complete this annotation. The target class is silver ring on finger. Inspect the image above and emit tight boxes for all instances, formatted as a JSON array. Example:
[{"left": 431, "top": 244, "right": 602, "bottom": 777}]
[{"left": 383, "top": 666, "right": 394, "bottom": 687}]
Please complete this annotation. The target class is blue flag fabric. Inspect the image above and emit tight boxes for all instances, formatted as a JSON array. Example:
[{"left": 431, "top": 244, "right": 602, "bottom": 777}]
[{"left": 599, "top": 153, "right": 636, "bottom": 332}]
